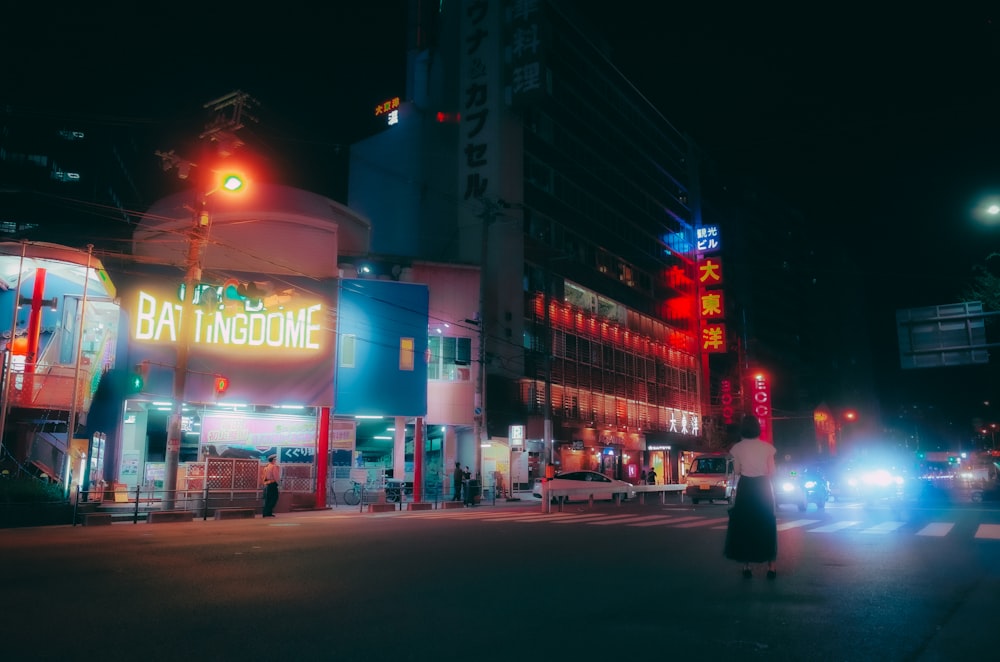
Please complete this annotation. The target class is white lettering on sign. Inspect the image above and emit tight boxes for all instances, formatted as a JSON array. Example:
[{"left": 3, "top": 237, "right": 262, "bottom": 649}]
[{"left": 134, "top": 290, "right": 322, "bottom": 350}]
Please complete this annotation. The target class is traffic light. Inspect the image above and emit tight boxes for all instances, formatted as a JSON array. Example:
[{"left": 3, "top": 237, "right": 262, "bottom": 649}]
[
  {"left": 220, "top": 172, "right": 245, "bottom": 193},
  {"left": 213, "top": 375, "right": 230, "bottom": 396},
  {"left": 128, "top": 361, "right": 149, "bottom": 394}
]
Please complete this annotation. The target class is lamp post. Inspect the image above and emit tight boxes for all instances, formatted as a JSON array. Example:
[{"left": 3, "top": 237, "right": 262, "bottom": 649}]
[{"left": 157, "top": 91, "right": 255, "bottom": 509}]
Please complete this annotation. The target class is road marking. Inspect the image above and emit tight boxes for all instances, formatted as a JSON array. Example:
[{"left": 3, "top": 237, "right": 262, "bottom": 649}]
[
  {"left": 974, "top": 524, "right": 1000, "bottom": 539},
  {"left": 587, "top": 515, "right": 665, "bottom": 526},
  {"left": 917, "top": 522, "right": 955, "bottom": 537},
  {"left": 628, "top": 516, "right": 681, "bottom": 527},
  {"left": 673, "top": 517, "right": 729, "bottom": 528},
  {"left": 809, "top": 521, "right": 861, "bottom": 533},
  {"left": 861, "top": 521, "right": 905, "bottom": 534},
  {"left": 778, "top": 519, "right": 820, "bottom": 531},
  {"left": 549, "top": 514, "right": 616, "bottom": 524},
  {"left": 656, "top": 516, "right": 703, "bottom": 526}
]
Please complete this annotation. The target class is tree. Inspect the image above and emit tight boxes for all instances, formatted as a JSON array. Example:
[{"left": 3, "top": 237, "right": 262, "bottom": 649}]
[{"left": 962, "top": 254, "right": 1000, "bottom": 311}]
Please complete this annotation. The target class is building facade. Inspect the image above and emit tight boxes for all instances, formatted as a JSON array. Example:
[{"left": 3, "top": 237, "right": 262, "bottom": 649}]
[{"left": 349, "top": 0, "right": 708, "bottom": 484}]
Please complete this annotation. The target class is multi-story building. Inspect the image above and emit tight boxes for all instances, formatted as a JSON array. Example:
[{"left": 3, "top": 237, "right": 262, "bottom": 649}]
[
  {"left": 349, "top": 0, "right": 708, "bottom": 485},
  {"left": 0, "top": 107, "right": 149, "bottom": 251}
]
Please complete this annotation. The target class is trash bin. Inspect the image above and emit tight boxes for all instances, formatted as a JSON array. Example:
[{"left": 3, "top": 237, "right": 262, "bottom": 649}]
[{"left": 463, "top": 479, "right": 481, "bottom": 506}]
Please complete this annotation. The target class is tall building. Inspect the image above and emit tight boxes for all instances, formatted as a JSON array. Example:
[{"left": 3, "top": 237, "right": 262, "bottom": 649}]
[
  {"left": 0, "top": 106, "right": 149, "bottom": 251},
  {"left": 349, "top": 0, "right": 708, "bottom": 484}
]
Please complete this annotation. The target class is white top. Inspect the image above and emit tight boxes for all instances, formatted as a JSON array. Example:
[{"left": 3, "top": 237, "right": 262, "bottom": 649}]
[{"left": 730, "top": 437, "right": 776, "bottom": 478}]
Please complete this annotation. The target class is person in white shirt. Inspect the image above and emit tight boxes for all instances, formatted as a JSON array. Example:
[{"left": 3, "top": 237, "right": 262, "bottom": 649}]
[{"left": 724, "top": 415, "right": 778, "bottom": 579}]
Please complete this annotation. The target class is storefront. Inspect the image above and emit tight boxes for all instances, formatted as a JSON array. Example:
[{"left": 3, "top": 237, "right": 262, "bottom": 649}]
[{"left": 93, "top": 264, "right": 430, "bottom": 503}]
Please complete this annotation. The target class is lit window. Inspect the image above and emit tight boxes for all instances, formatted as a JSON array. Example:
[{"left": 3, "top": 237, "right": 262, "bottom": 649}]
[{"left": 399, "top": 337, "right": 414, "bottom": 371}]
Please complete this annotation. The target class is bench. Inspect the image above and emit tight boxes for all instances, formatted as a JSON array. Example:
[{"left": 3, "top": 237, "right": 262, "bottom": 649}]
[
  {"left": 83, "top": 513, "right": 113, "bottom": 526},
  {"left": 367, "top": 503, "right": 398, "bottom": 513},
  {"left": 214, "top": 508, "right": 256, "bottom": 520},
  {"left": 406, "top": 502, "right": 433, "bottom": 511},
  {"left": 147, "top": 510, "right": 194, "bottom": 524}
]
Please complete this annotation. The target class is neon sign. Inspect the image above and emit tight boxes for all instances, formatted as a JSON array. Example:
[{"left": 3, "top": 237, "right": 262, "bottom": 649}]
[
  {"left": 750, "top": 373, "right": 772, "bottom": 443},
  {"left": 133, "top": 290, "right": 323, "bottom": 351}
]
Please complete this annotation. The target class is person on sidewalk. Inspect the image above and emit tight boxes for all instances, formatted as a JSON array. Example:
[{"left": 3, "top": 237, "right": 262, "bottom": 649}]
[
  {"left": 262, "top": 455, "right": 281, "bottom": 517},
  {"left": 452, "top": 461, "right": 464, "bottom": 501}
]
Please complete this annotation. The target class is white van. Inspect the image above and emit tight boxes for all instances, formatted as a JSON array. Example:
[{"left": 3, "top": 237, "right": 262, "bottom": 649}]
[{"left": 685, "top": 452, "right": 736, "bottom": 504}]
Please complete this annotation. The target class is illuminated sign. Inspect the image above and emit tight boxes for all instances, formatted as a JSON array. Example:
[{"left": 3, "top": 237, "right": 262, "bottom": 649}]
[
  {"left": 719, "top": 379, "right": 734, "bottom": 425},
  {"left": 133, "top": 290, "right": 323, "bottom": 351},
  {"left": 696, "top": 225, "right": 720, "bottom": 253},
  {"left": 697, "top": 258, "right": 723, "bottom": 286},
  {"left": 701, "top": 323, "right": 727, "bottom": 353},
  {"left": 509, "top": 424, "right": 524, "bottom": 449},
  {"left": 374, "top": 96, "right": 401, "bottom": 117},
  {"left": 699, "top": 291, "right": 724, "bottom": 319},
  {"left": 750, "top": 373, "right": 773, "bottom": 443}
]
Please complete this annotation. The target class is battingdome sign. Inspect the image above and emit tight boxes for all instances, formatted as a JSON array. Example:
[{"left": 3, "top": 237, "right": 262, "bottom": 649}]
[
  {"left": 113, "top": 264, "right": 337, "bottom": 406},
  {"left": 133, "top": 290, "right": 324, "bottom": 351}
]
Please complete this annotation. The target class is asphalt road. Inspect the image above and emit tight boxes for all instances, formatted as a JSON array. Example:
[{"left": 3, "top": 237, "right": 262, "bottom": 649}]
[{"left": 3, "top": 495, "right": 999, "bottom": 661}]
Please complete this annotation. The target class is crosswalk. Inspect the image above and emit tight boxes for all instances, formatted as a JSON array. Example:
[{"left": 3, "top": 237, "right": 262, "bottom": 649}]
[{"left": 371, "top": 508, "right": 1000, "bottom": 540}]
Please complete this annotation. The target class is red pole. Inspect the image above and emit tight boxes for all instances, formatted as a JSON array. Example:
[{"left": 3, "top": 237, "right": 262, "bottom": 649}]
[
  {"left": 414, "top": 417, "right": 424, "bottom": 502},
  {"left": 315, "top": 406, "right": 330, "bottom": 509},
  {"left": 24, "top": 267, "right": 46, "bottom": 376}
]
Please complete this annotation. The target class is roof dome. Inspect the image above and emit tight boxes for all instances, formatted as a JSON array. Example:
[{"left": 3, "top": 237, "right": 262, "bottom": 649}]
[{"left": 135, "top": 183, "right": 371, "bottom": 278}]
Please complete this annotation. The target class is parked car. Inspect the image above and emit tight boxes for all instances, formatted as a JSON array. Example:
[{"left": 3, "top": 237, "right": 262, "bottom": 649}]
[
  {"left": 774, "top": 465, "right": 830, "bottom": 511},
  {"left": 532, "top": 470, "right": 636, "bottom": 503}
]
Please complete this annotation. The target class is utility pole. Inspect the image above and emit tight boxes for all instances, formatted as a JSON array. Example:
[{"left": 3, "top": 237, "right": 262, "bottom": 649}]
[
  {"left": 157, "top": 91, "right": 257, "bottom": 510},
  {"left": 473, "top": 199, "right": 499, "bottom": 480}
]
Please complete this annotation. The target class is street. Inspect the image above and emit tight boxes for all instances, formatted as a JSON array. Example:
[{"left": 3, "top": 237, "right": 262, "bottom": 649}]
[{"left": 3, "top": 496, "right": 999, "bottom": 661}]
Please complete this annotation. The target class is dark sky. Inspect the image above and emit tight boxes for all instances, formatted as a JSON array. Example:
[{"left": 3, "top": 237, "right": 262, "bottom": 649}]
[{"left": 6, "top": 2, "right": 1000, "bottom": 418}]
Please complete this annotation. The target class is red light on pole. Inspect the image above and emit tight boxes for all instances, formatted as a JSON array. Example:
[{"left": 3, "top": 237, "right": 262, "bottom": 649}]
[{"left": 214, "top": 375, "right": 230, "bottom": 396}]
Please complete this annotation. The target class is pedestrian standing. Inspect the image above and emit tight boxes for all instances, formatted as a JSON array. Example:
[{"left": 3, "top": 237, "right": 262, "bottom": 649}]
[
  {"left": 452, "top": 461, "right": 464, "bottom": 501},
  {"left": 724, "top": 415, "right": 777, "bottom": 579},
  {"left": 647, "top": 467, "right": 657, "bottom": 485},
  {"left": 262, "top": 455, "right": 280, "bottom": 517},
  {"left": 640, "top": 469, "right": 647, "bottom": 484}
]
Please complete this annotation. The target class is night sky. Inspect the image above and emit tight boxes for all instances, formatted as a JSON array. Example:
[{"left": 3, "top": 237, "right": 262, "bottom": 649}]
[{"left": 6, "top": 2, "right": 1000, "bottom": 424}]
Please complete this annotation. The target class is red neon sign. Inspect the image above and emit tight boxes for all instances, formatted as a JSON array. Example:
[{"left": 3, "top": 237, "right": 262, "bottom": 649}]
[{"left": 750, "top": 373, "right": 772, "bottom": 443}]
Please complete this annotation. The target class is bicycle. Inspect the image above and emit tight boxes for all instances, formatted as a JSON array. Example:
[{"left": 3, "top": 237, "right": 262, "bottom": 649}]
[{"left": 343, "top": 480, "right": 363, "bottom": 506}]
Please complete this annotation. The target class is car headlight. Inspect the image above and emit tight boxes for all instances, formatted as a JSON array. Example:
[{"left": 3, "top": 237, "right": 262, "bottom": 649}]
[
  {"left": 780, "top": 481, "right": 796, "bottom": 492},
  {"left": 804, "top": 480, "right": 817, "bottom": 489}
]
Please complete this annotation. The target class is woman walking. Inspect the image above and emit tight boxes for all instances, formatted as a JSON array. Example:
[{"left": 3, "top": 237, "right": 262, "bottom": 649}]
[{"left": 724, "top": 415, "right": 778, "bottom": 579}]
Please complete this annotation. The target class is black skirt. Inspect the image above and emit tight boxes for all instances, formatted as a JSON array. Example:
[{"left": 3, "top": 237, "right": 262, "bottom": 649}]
[{"left": 723, "top": 475, "right": 777, "bottom": 563}]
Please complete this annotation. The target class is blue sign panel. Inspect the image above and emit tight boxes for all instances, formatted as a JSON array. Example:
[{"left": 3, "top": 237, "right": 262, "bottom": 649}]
[{"left": 334, "top": 279, "right": 428, "bottom": 417}]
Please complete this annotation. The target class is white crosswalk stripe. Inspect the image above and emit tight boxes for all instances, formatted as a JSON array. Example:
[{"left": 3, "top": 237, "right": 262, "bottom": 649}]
[
  {"left": 778, "top": 519, "right": 820, "bottom": 531},
  {"left": 861, "top": 521, "right": 906, "bottom": 534},
  {"left": 974, "top": 524, "right": 1000, "bottom": 539},
  {"left": 587, "top": 515, "right": 665, "bottom": 526},
  {"left": 809, "top": 521, "right": 861, "bottom": 533},
  {"left": 917, "top": 523, "right": 955, "bottom": 537},
  {"left": 673, "top": 517, "right": 729, "bottom": 528},
  {"left": 627, "top": 516, "right": 683, "bottom": 527}
]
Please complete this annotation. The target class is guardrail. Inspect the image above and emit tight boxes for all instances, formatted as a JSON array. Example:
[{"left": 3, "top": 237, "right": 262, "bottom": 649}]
[
  {"left": 71, "top": 485, "right": 263, "bottom": 525},
  {"left": 542, "top": 483, "right": 686, "bottom": 512}
]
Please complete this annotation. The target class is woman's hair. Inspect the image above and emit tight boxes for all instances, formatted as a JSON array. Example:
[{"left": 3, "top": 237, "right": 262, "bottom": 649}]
[{"left": 739, "top": 414, "right": 761, "bottom": 439}]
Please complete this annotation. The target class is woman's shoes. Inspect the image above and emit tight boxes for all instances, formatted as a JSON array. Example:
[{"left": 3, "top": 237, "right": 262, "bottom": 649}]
[
  {"left": 742, "top": 568, "right": 752, "bottom": 579},
  {"left": 766, "top": 569, "right": 777, "bottom": 580}
]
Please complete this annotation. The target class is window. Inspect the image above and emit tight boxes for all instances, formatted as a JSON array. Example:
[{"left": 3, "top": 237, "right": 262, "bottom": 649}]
[
  {"left": 428, "top": 335, "right": 472, "bottom": 381},
  {"left": 340, "top": 334, "right": 356, "bottom": 368},
  {"left": 399, "top": 337, "right": 414, "bottom": 371}
]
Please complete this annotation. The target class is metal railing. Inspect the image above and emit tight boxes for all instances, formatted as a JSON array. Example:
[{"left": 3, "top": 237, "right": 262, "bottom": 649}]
[{"left": 71, "top": 485, "right": 264, "bottom": 525}]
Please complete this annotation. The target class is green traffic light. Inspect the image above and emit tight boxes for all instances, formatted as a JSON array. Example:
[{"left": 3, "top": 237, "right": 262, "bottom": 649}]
[
  {"left": 128, "top": 373, "right": 144, "bottom": 393},
  {"left": 221, "top": 173, "right": 245, "bottom": 192}
]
